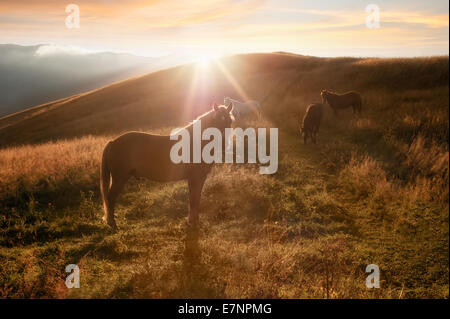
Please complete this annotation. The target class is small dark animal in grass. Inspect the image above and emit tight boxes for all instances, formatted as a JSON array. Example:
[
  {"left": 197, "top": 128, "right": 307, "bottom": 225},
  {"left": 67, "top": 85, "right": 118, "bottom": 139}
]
[
  {"left": 300, "top": 103, "right": 323, "bottom": 144},
  {"left": 100, "top": 103, "right": 233, "bottom": 229},
  {"left": 321, "top": 90, "right": 362, "bottom": 116}
]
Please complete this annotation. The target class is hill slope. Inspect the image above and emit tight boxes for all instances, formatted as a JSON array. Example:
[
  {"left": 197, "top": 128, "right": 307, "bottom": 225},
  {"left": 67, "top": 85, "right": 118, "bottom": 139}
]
[
  {"left": 0, "top": 53, "right": 448, "bottom": 298},
  {"left": 0, "top": 44, "right": 183, "bottom": 117}
]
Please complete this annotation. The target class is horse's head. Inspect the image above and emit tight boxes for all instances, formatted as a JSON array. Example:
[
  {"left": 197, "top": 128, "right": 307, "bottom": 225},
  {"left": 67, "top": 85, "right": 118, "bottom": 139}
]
[{"left": 211, "top": 102, "right": 233, "bottom": 131}]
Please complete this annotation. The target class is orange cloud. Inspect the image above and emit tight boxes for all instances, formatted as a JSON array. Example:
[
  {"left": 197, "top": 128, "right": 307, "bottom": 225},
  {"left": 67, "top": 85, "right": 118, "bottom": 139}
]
[{"left": 0, "top": 0, "right": 265, "bottom": 23}]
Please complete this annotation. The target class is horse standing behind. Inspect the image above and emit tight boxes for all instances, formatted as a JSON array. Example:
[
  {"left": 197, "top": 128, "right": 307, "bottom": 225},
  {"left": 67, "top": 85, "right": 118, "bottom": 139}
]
[
  {"left": 224, "top": 97, "right": 261, "bottom": 120},
  {"left": 100, "top": 103, "right": 233, "bottom": 229},
  {"left": 320, "top": 90, "right": 362, "bottom": 116},
  {"left": 300, "top": 103, "right": 323, "bottom": 144}
]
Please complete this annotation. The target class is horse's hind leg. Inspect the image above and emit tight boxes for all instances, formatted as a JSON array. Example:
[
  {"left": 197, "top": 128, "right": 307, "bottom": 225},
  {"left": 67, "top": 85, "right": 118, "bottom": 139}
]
[
  {"left": 353, "top": 102, "right": 362, "bottom": 116},
  {"left": 187, "top": 174, "right": 207, "bottom": 225},
  {"left": 351, "top": 106, "right": 357, "bottom": 119},
  {"left": 104, "top": 174, "right": 128, "bottom": 229}
]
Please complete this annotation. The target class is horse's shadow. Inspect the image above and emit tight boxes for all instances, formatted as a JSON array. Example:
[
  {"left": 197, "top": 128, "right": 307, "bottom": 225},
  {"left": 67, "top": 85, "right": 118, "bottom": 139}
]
[
  {"left": 176, "top": 225, "right": 225, "bottom": 298},
  {"left": 183, "top": 225, "right": 201, "bottom": 268}
]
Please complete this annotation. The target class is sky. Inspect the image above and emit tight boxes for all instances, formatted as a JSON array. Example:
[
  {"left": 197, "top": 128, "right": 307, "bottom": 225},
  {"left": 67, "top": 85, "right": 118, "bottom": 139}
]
[{"left": 0, "top": 0, "right": 448, "bottom": 58}]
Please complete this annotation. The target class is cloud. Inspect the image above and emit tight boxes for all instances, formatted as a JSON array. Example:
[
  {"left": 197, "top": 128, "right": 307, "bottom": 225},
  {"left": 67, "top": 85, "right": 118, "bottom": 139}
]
[
  {"left": 382, "top": 11, "right": 448, "bottom": 28},
  {"left": 0, "top": 0, "right": 266, "bottom": 26},
  {"left": 34, "top": 44, "right": 92, "bottom": 56},
  {"left": 268, "top": 7, "right": 449, "bottom": 29},
  {"left": 216, "top": 6, "right": 448, "bottom": 47}
]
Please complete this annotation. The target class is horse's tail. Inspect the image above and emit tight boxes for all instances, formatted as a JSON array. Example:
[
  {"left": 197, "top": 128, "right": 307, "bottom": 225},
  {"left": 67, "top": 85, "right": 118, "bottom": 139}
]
[{"left": 100, "top": 142, "right": 112, "bottom": 221}]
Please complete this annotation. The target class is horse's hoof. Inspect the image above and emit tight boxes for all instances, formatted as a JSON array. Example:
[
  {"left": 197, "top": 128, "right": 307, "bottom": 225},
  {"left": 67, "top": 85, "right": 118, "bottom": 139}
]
[{"left": 103, "top": 216, "right": 118, "bottom": 230}]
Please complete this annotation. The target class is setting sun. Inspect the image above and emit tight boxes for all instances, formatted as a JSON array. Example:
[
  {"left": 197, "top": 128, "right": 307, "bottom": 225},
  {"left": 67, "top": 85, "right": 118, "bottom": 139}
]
[{"left": 196, "top": 54, "right": 213, "bottom": 67}]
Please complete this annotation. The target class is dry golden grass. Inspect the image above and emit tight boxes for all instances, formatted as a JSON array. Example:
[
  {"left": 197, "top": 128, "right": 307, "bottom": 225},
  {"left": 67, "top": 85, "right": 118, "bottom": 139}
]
[
  {"left": 0, "top": 53, "right": 448, "bottom": 298},
  {"left": 0, "top": 135, "right": 108, "bottom": 202}
]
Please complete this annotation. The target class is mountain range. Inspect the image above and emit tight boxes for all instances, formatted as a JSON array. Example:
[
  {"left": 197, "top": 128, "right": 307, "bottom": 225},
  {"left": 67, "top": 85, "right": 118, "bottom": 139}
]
[{"left": 0, "top": 44, "right": 186, "bottom": 116}]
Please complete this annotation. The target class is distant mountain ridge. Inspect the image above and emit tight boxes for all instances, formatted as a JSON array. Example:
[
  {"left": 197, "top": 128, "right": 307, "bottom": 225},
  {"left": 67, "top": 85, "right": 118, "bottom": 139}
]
[{"left": 0, "top": 44, "right": 184, "bottom": 116}]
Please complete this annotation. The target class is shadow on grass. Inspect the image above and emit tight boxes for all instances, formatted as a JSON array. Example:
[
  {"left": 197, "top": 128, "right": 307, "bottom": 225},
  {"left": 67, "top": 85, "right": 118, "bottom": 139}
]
[
  {"left": 168, "top": 226, "right": 226, "bottom": 298},
  {"left": 0, "top": 221, "right": 109, "bottom": 247},
  {"left": 105, "top": 225, "right": 226, "bottom": 298}
]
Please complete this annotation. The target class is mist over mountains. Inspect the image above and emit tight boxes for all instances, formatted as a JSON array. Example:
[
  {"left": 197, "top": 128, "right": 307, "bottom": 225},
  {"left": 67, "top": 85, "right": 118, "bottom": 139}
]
[{"left": 0, "top": 44, "right": 184, "bottom": 117}]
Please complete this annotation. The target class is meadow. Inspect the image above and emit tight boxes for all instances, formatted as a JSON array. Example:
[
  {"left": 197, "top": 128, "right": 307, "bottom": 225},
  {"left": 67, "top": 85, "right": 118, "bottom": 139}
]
[{"left": 0, "top": 53, "right": 448, "bottom": 298}]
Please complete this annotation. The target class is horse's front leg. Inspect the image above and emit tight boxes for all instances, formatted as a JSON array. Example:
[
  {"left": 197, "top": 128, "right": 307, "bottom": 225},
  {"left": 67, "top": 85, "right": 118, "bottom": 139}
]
[{"left": 187, "top": 174, "right": 207, "bottom": 225}]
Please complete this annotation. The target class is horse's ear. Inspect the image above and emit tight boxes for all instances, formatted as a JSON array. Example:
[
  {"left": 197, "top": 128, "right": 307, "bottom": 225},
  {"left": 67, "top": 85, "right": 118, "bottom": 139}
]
[
  {"left": 213, "top": 103, "right": 219, "bottom": 111},
  {"left": 226, "top": 102, "right": 233, "bottom": 113}
]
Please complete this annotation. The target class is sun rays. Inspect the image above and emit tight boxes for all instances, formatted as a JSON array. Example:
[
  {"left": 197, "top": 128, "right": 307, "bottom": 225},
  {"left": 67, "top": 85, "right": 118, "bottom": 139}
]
[
  {"left": 213, "top": 59, "right": 251, "bottom": 103},
  {"left": 180, "top": 54, "right": 252, "bottom": 121}
]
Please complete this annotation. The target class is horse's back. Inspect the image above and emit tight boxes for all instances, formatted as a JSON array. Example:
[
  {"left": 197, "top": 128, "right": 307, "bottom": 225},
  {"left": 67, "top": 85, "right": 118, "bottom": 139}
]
[
  {"left": 303, "top": 103, "right": 323, "bottom": 129},
  {"left": 343, "top": 91, "right": 361, "bottom": 101},
  {"left": 246, "top": 100, "right": 260, "bottom": 108},
  {"left": 105, "top": 132, "right": 188, "bottom": 181},
  {"left": 234, "top": 100, "right": 260, "bottom": 115},
  {"left": 328, "top": 91, "right": 361, "bottom": 110},
  {"left": 110, "top": 131, "right": 170, "bottom": 154},
  {"left": 307, "top": 103, "right": 323, "bottom": 117}
]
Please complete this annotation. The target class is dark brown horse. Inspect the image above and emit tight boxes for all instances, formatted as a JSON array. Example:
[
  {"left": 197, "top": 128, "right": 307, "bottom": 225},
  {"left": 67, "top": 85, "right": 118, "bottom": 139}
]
[
  {"left": 321, "top": 90, "right": 362, "bottom": 116},
  {"left": 300, "top": 103, "right": 323, "bottom": 144},
  {"left": 100, "top": 103, "right": 233, "bottom": 229}
]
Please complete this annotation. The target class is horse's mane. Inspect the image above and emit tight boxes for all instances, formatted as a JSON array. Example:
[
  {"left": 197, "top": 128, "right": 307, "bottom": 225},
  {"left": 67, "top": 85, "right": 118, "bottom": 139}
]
[
  {"left": 324, "top": 90, "right": 358, "bottom": 97},
  {"left": 196, "top": 109, "right": 216, "bottom": 124},
  {"left": 173, "top": 108, "right": 216, "bottom": 134},
  {"left": 323, "top": 90, "right": 337, "bottom": 96},
  {"left": 190, "top": 110, "right": 212, "bottom": 126}
]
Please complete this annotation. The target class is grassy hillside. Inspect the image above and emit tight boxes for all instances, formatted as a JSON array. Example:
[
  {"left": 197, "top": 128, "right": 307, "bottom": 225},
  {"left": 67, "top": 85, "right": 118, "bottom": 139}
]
[
  {"left": 0, "top": 43, "right": 176, "bottom": 116},
  {"left": 0, "top": 53, "right": 448, "bottom": 298}
]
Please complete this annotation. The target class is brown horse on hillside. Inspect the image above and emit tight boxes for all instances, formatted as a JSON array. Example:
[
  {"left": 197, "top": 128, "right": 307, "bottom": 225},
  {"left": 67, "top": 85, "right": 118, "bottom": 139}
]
[
  {"left": 100, "top": 103, "right": 233, "bottom": 229},
  {"left": 300, "top": 103, "right": 323, "bottom": 144},
  {"left": 321, "top": 90, "right": 362, "bottom": 116}
]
